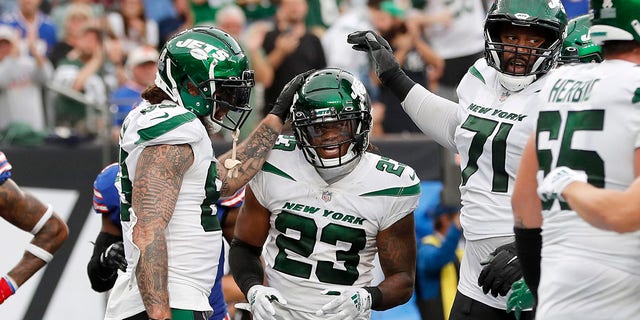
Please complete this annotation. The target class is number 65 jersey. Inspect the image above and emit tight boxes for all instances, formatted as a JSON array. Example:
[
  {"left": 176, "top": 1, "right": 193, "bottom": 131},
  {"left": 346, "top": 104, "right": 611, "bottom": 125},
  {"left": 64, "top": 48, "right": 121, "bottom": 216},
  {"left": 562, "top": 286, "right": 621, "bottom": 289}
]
[
  {"left": 249, "top": 136, "right": 421, "bottom": 313},
  {"left": 536, "top": 60, "right": 640, "bottom": 274}
]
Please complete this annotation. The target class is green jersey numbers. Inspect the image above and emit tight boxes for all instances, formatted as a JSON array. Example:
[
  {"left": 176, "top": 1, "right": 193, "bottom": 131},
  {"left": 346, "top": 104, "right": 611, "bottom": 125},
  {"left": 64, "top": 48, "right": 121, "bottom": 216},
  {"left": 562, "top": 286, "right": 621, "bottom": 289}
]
[
  {"left": 536, "top": 110, "right": 605, "bottom": 209},
  {"left": 273, "top": 211, "right": 366, "bottom": 286},
  {"left": 376, "top": 157, "right": 406, "bottom": 177},
  {"left": 199, "top": 161, "right": 221, "bottom": 232},
  {"left": 460, "top": 114, "right": 513, "bottom": 192},
  {"left": 273, "top": 135, "right": 297, "bottom": 152}
]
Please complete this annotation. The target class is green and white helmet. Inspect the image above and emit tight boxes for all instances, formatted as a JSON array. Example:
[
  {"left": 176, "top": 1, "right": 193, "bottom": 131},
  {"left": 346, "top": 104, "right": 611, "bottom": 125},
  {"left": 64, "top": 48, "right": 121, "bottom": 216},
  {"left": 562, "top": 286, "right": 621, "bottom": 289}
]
[
  {"left": 155, "top": 26, "right": 254, "bottom": 132},
  {"left": 589, "top": 0, "right": 640, "bottom": 45},
  {"left": 559, "top": 14, "right": 603, "bottom": 64},
  {"left": 291, "top": 68, "right": 372, "bottom": 168},
  {"left": 484, "top": 0, "right": 567, "bottom": 91}
]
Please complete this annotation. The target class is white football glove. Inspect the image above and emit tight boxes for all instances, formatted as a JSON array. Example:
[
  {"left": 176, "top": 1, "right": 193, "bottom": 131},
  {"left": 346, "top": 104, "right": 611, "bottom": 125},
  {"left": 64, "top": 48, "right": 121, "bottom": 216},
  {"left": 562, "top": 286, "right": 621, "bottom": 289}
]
[
  {"left": 315, "top": 288, "right": 372, "bottom": 320},
  {"left": 537, "top": 166, "right": 587, "bottom": 202},
  {"left": 244, "top": 285, "right": 287, "bottom": 320}
]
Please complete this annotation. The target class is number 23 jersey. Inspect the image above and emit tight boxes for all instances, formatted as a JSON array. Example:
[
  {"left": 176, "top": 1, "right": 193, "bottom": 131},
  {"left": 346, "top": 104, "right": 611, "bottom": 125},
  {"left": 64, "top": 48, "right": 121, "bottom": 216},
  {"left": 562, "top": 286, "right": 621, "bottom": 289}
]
[{"left": 249, "top": 136, "right": 421, "bottom": 313}]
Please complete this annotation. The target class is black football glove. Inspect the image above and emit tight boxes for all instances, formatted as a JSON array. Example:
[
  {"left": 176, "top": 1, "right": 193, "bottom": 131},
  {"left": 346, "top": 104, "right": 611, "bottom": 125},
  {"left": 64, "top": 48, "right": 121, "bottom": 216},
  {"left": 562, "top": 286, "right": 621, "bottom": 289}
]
[
  {"left": 269, "top": 69, "right": 316, "bottom": 122},
  {"left": 347, "top": 30, "right": 399, "bottom": 79},
  {"left": 100, "top": 241, "right": 127, "bottom": 272},
  {"left": 477, "top": 242, "right": 522, "bottom": 297},
  {"left": 347, "top": 30, "right": 414, "bottom": 100}
]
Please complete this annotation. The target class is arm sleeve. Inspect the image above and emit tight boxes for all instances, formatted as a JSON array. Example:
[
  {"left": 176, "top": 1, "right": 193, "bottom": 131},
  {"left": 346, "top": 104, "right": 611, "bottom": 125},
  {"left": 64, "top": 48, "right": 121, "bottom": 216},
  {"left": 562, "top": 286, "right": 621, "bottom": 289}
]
[
  {"left": 229, "top": 238, "right": 264, "bottom": 296},
  {"left": 87, "top": 232, "right": 122, "bottom": 292},
  {"left": 401, "top": 85, "right": 461, "bottom": 152},
  {"left": 514, "top": 227, "right": 542, "bottom": 301}
]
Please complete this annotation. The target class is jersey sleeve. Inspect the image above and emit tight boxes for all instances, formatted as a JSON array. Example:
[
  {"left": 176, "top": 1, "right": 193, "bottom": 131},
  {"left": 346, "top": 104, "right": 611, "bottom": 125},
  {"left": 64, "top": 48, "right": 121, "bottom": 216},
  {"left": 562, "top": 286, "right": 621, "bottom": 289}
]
[
  {"left": 127, "top": 103, "right": 204, "bottom": 147},
  {"left": 93, "top": 163, "right": 122, "bottom": 226},
  {"left": 0, "top": 151, "right": 12, "bottom": 185},
  {"left": 378, "top": 165, "right": 421, "bottom": 230},
  {"left": 216, "top": 186, "right": 245, "bottom": 222},
  {"left": 401, "top": 85, "right": 460, "bottom": 152},
  {"left": 248, "top": 136, "right": 296, "bottom": 207}
]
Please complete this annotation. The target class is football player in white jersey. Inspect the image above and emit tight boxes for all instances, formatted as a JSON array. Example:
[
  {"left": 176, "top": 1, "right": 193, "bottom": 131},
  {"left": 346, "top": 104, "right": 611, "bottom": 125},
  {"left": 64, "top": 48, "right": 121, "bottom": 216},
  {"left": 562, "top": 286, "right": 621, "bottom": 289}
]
[
  {"left": 228, "top": 68, "right": 420, "bottom": 320},
  {"left": 347, "top": 0, "right": 567, "bottom": 318},
  {"left": 104, "top": 26, "right": 312, "bottom": 320},
  {"left": 513, "top": 1, "right": 640, "bottom": 318},
  {"left": 505, "top": 11, "right": 605, "bottom": 318}
]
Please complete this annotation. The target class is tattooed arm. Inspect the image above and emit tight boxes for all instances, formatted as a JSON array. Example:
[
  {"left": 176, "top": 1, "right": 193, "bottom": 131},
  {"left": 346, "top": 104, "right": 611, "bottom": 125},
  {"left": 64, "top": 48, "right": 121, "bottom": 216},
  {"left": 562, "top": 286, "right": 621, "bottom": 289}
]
[
  {"left": 217, "top": 70, "right": 315, "bottom": 197},
  {"left": 0, "top": 179, "right": 69, "bottom": 286},
  {"left": 375, "top": 213, "right": 416, "bottom": 310},
  {"left": 132, "top": 144, "right": 194, "bottom": 319},
  {"left": 217, "top": 114, "right": 283, "bottom": 198}
]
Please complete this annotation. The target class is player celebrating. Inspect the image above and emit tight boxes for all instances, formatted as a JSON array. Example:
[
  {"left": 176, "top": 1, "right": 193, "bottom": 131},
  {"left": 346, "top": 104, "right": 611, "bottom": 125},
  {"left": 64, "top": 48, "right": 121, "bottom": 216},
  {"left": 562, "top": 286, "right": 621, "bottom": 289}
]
[
  {"left": 229, "top": 68, "right": 420, "bottom": 320},
  {"left": 513, "top": 1, "right": 640, "bottom": 318},
  {"left": 103, "top": 26, "right": 309, "bottom": 320},
  {"left": 347, "top": 0, "right": 567, "bottom": 318}
]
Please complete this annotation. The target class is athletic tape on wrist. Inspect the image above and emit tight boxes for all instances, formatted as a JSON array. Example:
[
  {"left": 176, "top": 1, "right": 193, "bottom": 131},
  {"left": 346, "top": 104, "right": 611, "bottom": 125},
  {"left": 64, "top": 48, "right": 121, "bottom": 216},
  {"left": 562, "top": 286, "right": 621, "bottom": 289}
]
[
  {"left": 26, "top": 243, "right": 53, "bottom": 263},
  {"left": 30, "top": 204, "right": 53, "bottom": 235},
  {"left": 3, "top": 275, "right": 18, "bottom": 292}
]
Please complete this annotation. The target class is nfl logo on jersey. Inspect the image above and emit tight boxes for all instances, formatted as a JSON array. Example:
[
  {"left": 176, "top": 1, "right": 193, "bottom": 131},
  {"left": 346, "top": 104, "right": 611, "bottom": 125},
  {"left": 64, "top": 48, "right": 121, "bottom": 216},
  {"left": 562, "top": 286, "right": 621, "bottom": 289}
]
[{"left": 322, "top": 190, "right": 332, "bottom": 202}]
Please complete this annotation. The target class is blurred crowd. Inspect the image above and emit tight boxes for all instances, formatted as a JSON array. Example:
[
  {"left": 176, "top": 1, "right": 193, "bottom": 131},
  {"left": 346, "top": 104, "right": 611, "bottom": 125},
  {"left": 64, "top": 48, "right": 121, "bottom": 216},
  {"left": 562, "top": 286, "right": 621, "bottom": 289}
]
[{"left": 0, "top": 0, "right": 586, "bottom": 145}]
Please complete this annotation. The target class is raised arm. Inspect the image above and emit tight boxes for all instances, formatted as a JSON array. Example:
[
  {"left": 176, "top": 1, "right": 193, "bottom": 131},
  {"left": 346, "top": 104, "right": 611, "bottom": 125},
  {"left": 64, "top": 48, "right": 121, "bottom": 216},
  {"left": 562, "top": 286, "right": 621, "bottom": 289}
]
[
  {"left": 347, "top": 30, "right": 459, "bottom": 151},
  {"left": 217, "top": 70, "right": 314, "bottom": 197}
]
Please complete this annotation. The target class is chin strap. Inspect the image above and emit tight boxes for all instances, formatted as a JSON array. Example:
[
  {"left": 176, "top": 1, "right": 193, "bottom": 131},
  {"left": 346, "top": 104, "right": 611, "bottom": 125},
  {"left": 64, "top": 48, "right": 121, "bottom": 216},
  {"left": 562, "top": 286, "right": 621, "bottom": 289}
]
[{"left": 224, "top": 129, "right": 242, "bottom": 178}]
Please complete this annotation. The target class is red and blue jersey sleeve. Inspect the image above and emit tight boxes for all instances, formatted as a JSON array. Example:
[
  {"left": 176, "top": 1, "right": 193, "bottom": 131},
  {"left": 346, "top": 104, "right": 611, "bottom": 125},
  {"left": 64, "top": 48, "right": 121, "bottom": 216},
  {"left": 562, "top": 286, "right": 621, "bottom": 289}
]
[
  {"left": 215, "top": 186, "right": 245, "bottom": 223},
  {"left": 0, "top": 152, "right": 13, "bottom": 185},
  {"left": 93, "top": 163, "right": 122, "bottom": 227}
]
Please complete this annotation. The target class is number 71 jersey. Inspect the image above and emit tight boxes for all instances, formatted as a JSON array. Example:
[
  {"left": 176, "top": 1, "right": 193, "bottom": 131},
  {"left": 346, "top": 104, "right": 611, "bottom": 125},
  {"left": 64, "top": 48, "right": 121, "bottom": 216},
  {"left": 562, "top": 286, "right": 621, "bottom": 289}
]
[
  {"left": 455, "top": 59, "right": 546, "bottom": 240},
  {"left": 249, "top": 136, "right": 421, "bottom": 313}
]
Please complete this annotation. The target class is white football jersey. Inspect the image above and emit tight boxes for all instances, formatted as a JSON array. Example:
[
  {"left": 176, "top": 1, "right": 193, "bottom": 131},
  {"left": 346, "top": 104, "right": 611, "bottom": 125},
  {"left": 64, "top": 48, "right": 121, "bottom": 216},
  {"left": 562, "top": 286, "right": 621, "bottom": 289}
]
[
  {"left": 535, "top": 60, "right": 640, "bottom": 318},
  {"left": 249, "top": 136, "right": 421, "bottom": 315},
  {"left": 402, "top": 58, "right": 549, "bottom": 309},
  {"left": 105, "top": 100, "right": 223, "bottom": 319},
  {"left": 456, "top": 59, "right": 545, "bottom": 240}
]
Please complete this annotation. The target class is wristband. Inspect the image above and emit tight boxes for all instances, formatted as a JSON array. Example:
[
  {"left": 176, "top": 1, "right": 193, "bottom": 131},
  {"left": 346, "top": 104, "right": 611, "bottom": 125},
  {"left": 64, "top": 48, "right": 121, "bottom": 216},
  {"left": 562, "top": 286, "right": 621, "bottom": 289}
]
[
  {"left": 3, "top": 275, "right": 17, "bottom": 292},
  {"left": 30, "top": 204, "right": 53, "bottom": 235},
  {"left": 379, "top": 68, "right": 416, "bottom": 101},
  {"left": 363, "top": 286, "right": 383, "bottom": 309},
  {"left": 26, "top": 243, "right": 53, "bottom": 263},
  {"left": 0, "top": 275, "right": 17, "bottom": 304}
]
